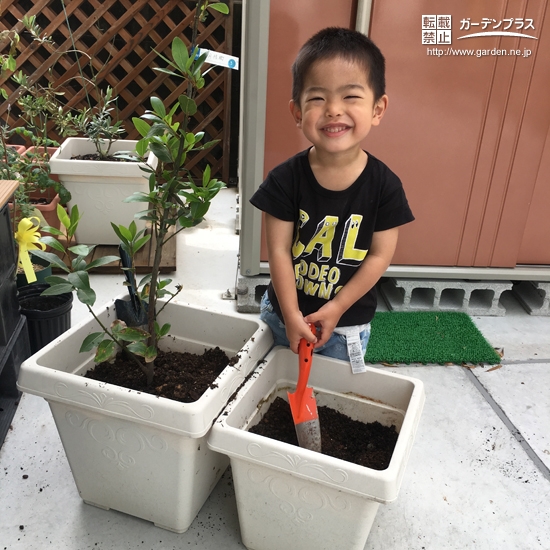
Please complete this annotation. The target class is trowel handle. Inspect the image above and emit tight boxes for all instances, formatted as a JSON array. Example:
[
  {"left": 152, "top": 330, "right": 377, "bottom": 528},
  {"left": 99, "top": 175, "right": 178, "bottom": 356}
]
[{"left": 296, "top": 324, "right": 316, "bottom": 397}]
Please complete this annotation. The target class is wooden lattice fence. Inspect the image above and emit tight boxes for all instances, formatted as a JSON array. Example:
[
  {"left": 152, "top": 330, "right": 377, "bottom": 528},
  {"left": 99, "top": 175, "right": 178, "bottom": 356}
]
[{"left": 0, "top": 0, "right": 234, "bottom": 182}]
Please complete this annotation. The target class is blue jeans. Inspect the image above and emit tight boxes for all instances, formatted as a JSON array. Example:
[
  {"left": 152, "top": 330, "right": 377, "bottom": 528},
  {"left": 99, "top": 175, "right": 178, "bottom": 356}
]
[{"left": 259, "top": 291, "right": 370, "bottom": 362}]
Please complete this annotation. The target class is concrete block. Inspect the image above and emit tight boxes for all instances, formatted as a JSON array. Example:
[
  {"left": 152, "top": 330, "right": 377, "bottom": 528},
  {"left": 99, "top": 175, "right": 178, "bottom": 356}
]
[
  {"left": 379, "top": 278, "right": 513, "bottom": 316},
  {"left": 512, "top": 281, "right": 550, "bottom": 316},
  {"left": 236, "top": 276, "right": 271, "bottom": 313}
]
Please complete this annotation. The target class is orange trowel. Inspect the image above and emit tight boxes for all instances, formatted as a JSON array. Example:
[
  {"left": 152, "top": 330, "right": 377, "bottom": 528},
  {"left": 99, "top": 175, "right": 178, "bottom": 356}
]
[{"left": 287, "top": 324, "right": 322, "bottom": 452}]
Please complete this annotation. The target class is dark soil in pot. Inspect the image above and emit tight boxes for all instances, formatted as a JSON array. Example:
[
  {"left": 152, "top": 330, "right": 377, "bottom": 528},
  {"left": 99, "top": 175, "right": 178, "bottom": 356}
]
[
  {"left": 71, "top": 154, "right": 138, "bottom": 162},
  {"left": 85, "top": 347, "right": 239, "bottom": 403},
  {"left": 249, "top": 396, "right": 398, "bottom": 470},
  {"left": 19, "top": 294, "right": 66, "bottom": 310}
]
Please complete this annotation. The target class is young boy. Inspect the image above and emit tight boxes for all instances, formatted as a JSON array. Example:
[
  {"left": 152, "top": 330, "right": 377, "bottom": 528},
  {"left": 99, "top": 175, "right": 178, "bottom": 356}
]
[{"left": 250, "top": 27, "right": 414, "bottom": 369}]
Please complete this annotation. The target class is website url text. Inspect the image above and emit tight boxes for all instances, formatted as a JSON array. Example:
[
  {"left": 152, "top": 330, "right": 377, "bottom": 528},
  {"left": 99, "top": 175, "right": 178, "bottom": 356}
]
[{"left": 427, "top": 47, "right": 532, "bottom": 57}]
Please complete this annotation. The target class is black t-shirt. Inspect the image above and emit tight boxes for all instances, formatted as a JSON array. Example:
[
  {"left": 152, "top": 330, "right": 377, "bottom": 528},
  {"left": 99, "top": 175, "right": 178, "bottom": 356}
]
[{"left": 250, "top": 149, "right": 414, "bottom": 326}]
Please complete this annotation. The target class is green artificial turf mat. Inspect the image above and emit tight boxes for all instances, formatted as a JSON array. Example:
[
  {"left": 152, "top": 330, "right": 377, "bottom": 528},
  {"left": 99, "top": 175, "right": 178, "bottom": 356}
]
[{"left": 364, "top": 311, "right": 501, "bottom": 365}]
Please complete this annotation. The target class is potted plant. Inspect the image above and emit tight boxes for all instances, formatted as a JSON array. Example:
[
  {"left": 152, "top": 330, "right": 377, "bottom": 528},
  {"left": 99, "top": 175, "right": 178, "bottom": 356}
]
[
  {"left": 207, "top": 347, "right": 425, "bottom": 550},
  {"left": 0, "top": 16, "right": 75, "bottom": 230},
  {"left": 13, "top": 214, "right": 52, "bottom": 287},
  {"left": 13, "top": 216, "right": 72, "bottom": 353},
  {"left": 1, "top": 139, "right": 70, "bottom": 230},
  {"left": 2, "top": 14, "right": 141, "bottom": 245},
  {"left": 48, "top": 86, "right": 158, "bottom": 245},
  {"left": 17, "top": 0, "right": 272, "bottom": 534}
]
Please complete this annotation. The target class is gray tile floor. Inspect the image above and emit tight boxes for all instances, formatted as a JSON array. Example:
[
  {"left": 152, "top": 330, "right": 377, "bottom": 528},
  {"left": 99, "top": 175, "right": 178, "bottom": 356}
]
[{"left": 1, "top": 187, "right": 549, "bottom": 550}]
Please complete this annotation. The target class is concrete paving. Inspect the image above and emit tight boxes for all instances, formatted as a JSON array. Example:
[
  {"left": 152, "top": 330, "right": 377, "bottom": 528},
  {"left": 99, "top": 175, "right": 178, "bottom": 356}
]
[{"left": 1, "top": 187, "right": 549, "bottom": 550}]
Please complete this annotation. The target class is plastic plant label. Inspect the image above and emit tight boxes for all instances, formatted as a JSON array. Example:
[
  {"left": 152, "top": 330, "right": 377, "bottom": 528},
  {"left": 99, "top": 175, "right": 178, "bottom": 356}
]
[{"left": 197, "top": 48, "right": 239, "bottom": 70}]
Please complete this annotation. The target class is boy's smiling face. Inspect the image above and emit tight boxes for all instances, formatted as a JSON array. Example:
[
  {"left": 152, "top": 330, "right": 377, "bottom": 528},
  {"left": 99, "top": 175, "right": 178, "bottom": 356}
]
[{"left": 290, "top": 56, "right": 387, "bottom": 159}]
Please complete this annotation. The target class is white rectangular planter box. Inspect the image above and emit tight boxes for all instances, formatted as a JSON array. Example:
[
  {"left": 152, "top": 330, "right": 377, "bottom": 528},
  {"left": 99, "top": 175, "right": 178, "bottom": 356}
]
[
  {"left": 208, "top": 348, "right": 425, "bottom": 550},
  {"left": 17, "top": 296, "right": 273, "bottom": 533},
  {"left": 49, "top": 137, "right": 157, "bottom": 245}
]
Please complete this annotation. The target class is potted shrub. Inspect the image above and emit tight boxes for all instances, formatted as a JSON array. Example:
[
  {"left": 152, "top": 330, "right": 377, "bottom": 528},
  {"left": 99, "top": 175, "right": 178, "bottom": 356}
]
[
  {"left": 17, "top": 0, "right": 272, "bottom": 534},
  {"left": 207, "top": 348, "right": 425, "bottom": 550},
  {"left": 0, "top": 16, "right": 77, "bottom": 230},
  {"left": 1, "top": 141, "right": 70, "bottom": 229},
  {"left": 48, "top": 86, "right": 158, "bottom": 245},
  {"left": 3, "top": 15, "right": 138, "bottom": 244}
]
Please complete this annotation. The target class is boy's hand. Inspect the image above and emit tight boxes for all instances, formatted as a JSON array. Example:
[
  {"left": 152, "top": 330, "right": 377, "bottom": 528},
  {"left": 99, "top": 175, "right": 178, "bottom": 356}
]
[
  {"left": 304, "top": 301, "right": 343, "bottom": 348},
  {"left": 284, "top": 312, "right": 317, "bottom": 354}
]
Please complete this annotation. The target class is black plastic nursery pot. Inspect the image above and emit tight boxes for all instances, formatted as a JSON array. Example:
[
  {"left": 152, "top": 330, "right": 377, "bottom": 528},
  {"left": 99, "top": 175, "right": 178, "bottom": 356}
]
[
  {"left": 0, "top": 316, "right": 31, "bottom": 449},
  {"left": 16, "top": 253, "right": 53, "bottom": 288},
  {"left": 18, "top": 284, "right": 73, "bottom": 355}
]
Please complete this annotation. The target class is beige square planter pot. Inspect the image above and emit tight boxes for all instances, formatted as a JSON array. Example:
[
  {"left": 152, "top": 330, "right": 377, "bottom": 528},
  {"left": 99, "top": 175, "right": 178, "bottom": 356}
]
[
  {"left": 17, "top": 296, "right": 273, "bottom": 533},
  {"left": 49, "top": 138, "right": 157, "bottom": 245},
  {"left": 207, "top": 348, "right": 425, "bottom": 550}
]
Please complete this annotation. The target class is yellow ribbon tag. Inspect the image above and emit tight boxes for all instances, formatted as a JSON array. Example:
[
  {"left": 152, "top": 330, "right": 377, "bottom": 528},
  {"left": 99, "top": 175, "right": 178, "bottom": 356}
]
[{"left": 14, "top": 217, "right": 46, "bottom": 284}]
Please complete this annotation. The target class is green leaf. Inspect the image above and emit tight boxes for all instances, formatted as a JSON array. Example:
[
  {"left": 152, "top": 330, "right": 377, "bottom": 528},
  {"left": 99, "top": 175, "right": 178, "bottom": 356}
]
[
  {"left": 44, "top": 275, "right": 70, "bottom": 286},
  {"left": 149, "top": 142, "right": 173, "bottom": 163},
  {"left": 68, "top": 244, "right": 93, "bottom": 257},
  {"left": 41, "top": 282, "right": 74, "bottom": 295},
  {"left": 138, "top": 274, "right": 152, "bottom": 288},
  {"left": 202, "top": 164, "right": 211, "bottom": 186},
  {"left": 191, "top": 200, "right": 210, "bottom": 220},
  {"left": 153, "top": 67, "right": 181, "bottom": 78},
  {"left": 178, "top": 214, "right": 195, "bottom": 228},
  {"left": 68, "top": 271, "right": 91, "bottom": 290},
  {"left": 172, "top": 36, "right": 189, "bottom": 72},
  {"left": 133, "top": 235, "right": 151, "bottom": 253},
  {"left": 150, "top": 96, "right": 166, "bottom": 118},
  {"left": 178, "top": 95, "right": 197, "bottom": 116},
  {"left": 133, "top": 117, "right": 150, "bottom": 138},
  {"left": 80, "top": 332, "right": 105, "bottom": 353},
  {"left": 144, "top": 346, "right": 157, "bottom": 363},
  {"left": 39, "top": 225, "right": 63, "bottom": 236},
  {"left": 141, "top": 113, "right": 164, "bottom": 123},
  {"left": 123, "top": 192, "right": 151, "bottom": 204},
  {"left": 39, "top": 236, "right": 65, "bottom": 253},
  {"left": 156, "top": 322, "right": 171, "bottom": 338},
  {"left": 195, "top": 51, "right": 208, "bottom": 70},
  {"left": 66, "top": 271, "right": 95, "bottom": 305},
  {"left": 201, "top": 139, "right": 219, "bottom": 150},
  {"left": 86, "top": 256, "right": 120, "bottom": 270},
  {"left": 110, "top": 223, "right": 126, "bottom": 242},
  {"left": 71, "top": 256, "right": 87, "bottom": 273},
  {"left": 116, "top": 327, "right": 149, "bottom": 342},
  {"left": 75, "top": 286, "right": 96, "bottom": 307},
  {"left": 208, "top": 2, "right": 230, "bottom": 14},
  {"left": 127, "top": 341, "right": 147, "bottom": 357},
  {"left": 113, "top": 223, "right": 132, "bottom": 242},
  {"left": 136, "top": 138, "right": 149, "bottom": 157},
  {"left": 68, "top": 204, "right": 80, "bottom": 226},
  {"left": 157, "top": 278, "right": 172, "bottom": 289},
  {"left": 32, "top": 250, "right": 69, "bottom": 273},
  {"left": 95, "top": 340, "right": 116, "bottom": 363},
  {"left": 110, "top": 319, "right": 126, "bottom": 335}
]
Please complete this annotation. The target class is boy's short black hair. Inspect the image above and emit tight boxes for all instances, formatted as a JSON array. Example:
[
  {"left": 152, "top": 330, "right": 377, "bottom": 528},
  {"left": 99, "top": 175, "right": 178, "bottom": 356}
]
[{"left": 291, "top": 27, "right": 386, "bottom": 104}]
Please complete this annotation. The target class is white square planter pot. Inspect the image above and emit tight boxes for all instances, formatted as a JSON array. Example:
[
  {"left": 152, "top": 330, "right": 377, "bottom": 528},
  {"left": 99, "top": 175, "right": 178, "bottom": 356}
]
[
  {"left": 17, "top": 296, "right": 273, "bottom": 533},
  {"left": 207, "top": 348, "right": 425, "bottom": 550},
  {"left": 49, "top": 137, "right": 157, "bottom": 245}
]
